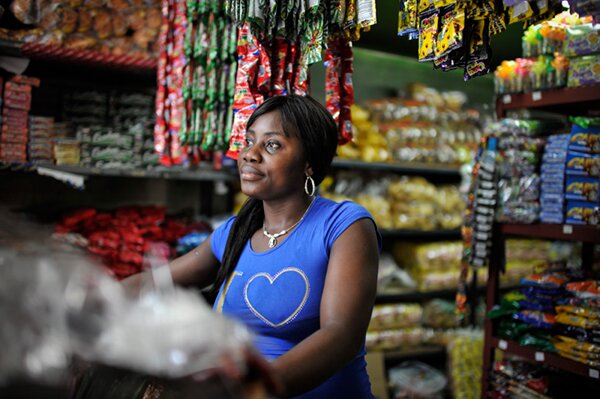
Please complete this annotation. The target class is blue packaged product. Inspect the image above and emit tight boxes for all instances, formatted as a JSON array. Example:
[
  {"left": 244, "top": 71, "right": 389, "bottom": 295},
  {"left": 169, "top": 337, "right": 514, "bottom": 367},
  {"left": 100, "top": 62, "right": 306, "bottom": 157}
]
[
  {"left": 541, "top": 175, "right": 565, "bottom": 185},
  {"left": 541, "top": 189, "right": 564, "bottom": 198},
  {"left": 540, "top": 211, "right": 564, "bottom": 223},
  {"left": 565, "top": 151, "right": 600, "bottom": 177},
  {"left": 565, "top": 200, "right": 600, "bottom": 225},
  {"left": 569, "top": 125, "right": 600, "bottom": 154},
  {"left": 547, "top": 133, "right": 570, "bottom": 142},
  {"left": 540, "top": 205, "right": 564, "bottom": 212},
  {"left": 565, "top": 176, "right": 599, "bottom": 202}
]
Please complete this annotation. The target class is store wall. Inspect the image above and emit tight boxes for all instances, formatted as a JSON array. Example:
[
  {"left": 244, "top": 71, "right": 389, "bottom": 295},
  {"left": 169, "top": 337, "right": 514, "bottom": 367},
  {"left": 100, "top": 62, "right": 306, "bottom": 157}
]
[{"left": 310, "top": 47, "right": 495, "bottom": 107}]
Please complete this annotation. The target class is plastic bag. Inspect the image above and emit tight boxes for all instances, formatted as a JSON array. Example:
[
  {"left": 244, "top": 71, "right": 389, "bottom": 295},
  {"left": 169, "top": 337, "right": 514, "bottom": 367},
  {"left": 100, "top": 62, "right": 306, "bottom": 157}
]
[
  {"left": 0, "top": 211, "right": 253, "bottom": 386},
  {"left": 389, "top": 361, "right": 447, "bottom": 398}
]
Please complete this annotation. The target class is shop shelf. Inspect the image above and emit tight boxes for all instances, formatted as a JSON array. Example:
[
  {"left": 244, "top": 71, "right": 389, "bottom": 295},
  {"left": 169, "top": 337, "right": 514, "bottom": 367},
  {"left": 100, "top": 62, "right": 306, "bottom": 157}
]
[
  {"left": 331, "top": 158, "right": 462, "bottom": 177},
  {"left": 499, "top": 223, "right": 600, "bottom": 244},
  {"left": 376, "top": 284, "right": 517, "bottom": 304},
  {"left": 0, "top": 40, "right": 157, "bottom": 73},
  {"left": 379, "top": 228, "right": 461, "bottom": 240},
  {"left": 376, "top": 288, "right": 460, "bottom": 303},
  {"left": 495, "top": 84, "right": 600, "bottom": 118},
  {"left": 35, "top": 164, "right": 237, "bottom": 182},
  {"left": 382, "top": 345, "right": 446, "bottom": 361},
  {"left": 490, "top": 337, "right": 600, "bottom": 380}
]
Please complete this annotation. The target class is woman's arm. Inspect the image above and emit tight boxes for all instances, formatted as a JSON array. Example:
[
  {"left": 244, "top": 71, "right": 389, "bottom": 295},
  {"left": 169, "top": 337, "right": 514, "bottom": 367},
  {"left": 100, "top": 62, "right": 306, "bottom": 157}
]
[
  {"left": 122, "top": 234, "right": 220, "bottom": 293},
  {"left": 272, "top": 218, "right": 379, "bottom": 397}
]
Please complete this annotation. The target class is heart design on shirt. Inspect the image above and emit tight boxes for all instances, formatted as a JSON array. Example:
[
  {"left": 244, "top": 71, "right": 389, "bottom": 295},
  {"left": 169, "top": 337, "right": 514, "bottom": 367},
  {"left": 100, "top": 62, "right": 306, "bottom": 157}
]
[{"left": 244, "top": 267, "right": 310, "bottom": 328}]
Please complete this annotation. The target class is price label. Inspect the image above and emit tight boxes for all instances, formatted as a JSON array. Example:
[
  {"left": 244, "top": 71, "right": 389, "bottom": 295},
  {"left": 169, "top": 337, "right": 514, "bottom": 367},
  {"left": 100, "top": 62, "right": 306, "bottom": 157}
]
[
  {"left": 563, "top": 225, "right": 573, "bottom": 235},
  {"left": 535, "top": 352, "right": 545, "bottom": 361},
  {"left": 532, "top": 91, "right": 542, "bottom": 101},
  {"left": 498, "top": 340, "right": 508, "bottom": 350},
  {"left": 502, "top": 95, "right": 512, "bottom": 104},
  {"left": 590, "top": 369, "right": 599, "bottom": 379}
]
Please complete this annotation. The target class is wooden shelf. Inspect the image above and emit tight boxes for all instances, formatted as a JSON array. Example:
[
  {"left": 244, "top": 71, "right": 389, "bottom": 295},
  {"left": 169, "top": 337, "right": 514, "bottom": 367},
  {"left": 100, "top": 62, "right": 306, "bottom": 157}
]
[
  {"left": 377, "top": 284, "right": 517, "bottom": 304},
  {"left": 490, "top": 337, "right": 600, "bottom": 380},
  {"left": 39, "top": 164, "right": 237, "bottom": 182},
  {"left": 380, "top": 228, "right": 461, "bottom": 240},
  {"left": 499, "top": 223, "right": 600, "bottom": 244},
  {"left": 2, "top": 162, "right": 236, "bottom": 189},
  {"left": 331, "top": 158, "right": 462, "bottom": 178},
  {"left": 382, "top": 345, "right": 446, "bottom": 360},
  {"left": 495, "top": 84, "right": 600, "bottom": 118},
  {"left": 0, "top": 40, "right": 157, "bottom": 73},
  {"left": 376, "top": 288, "right": 459, "bottom": 303}
]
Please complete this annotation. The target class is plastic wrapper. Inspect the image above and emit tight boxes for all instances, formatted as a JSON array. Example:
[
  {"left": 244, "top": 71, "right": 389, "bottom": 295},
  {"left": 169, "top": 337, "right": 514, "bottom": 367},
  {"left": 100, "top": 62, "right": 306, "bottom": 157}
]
[
  {"left": 447, "top": 330, "right": 483, "bottom": 399},
  {"left": 0, "top": 211, "right": 254, "bottom": 387},
  {"left": 389, "top": 361, "right": 447, "bottom": 398},
  {"left": 369, "top": 303, "right": 423, "bottom": 331},
  {"left": 422, "top": 299, "right": 459, "bottom": 329},
  {"left": 513, "top": 310, "right": 556, "bottom": 329},
  {"left": 366, "top": 328, "right": 434, "bottom": 351}
]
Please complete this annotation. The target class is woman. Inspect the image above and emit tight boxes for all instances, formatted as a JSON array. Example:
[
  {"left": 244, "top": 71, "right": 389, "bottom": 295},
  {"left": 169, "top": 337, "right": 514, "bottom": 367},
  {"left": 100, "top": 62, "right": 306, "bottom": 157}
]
[{"left": 132, "top": 95, "right": 380, "bottom": 398}]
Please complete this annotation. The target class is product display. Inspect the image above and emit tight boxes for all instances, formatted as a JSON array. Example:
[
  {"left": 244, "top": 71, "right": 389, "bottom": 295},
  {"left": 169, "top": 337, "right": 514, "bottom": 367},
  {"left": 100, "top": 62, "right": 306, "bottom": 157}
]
[
  {"left": 398, "top": 0, "right": 569, "bottom": 80},
  {"left": 54, "top": 206, "right": 211, "bottom": 279},
  {"left": 340, "top": 84, "right": 482, "bottom": 166},
  {"left": 489, "top": 359, "right": 554, "bottom": 398},
  {"left": 223, "top": 0, "right": 377, "bottom": 159},
  {"left": 495, "top": 11, "right": 598, "bottom": 94},
  {"left": 447, "top": 330, "right": 483, "bottom": 399},
  {"left": 393, "top": 241, "right": 469, "bottom": 291},
  {"left": 0, "top": 75, "right": 40, "bottom": 164},
  {"left": 322, "top": 172, "right": 465, "bottom": 231},
  {"left": 0, "top": 0, "right": 161, "bottom": 59}
]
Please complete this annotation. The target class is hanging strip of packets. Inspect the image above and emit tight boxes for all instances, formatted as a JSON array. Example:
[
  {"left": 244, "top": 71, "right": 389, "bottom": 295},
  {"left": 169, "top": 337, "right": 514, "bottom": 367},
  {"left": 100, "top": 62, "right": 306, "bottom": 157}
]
[
  {"left": 398, "top": 0, "right": 567, "bottom": 80},
  {"left": 181, "top": 0, "right": 238, "bottom": 154},
  {"left": 224, "top": 0, "right": 377, "bottom": 159},
  {"left": 154, "top": 0, "right": 236, "bottom": 165}
]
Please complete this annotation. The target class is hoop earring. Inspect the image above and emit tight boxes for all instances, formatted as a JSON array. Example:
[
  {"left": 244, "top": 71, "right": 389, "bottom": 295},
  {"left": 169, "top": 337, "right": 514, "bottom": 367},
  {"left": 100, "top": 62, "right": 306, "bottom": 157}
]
[{"left": 304, "top": 175, "right": 315, "bottom": 196}]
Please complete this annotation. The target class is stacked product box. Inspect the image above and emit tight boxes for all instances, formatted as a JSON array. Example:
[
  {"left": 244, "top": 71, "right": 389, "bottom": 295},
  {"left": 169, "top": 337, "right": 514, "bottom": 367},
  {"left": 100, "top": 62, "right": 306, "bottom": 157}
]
[
  {"left": 77, "top": 121, "right": 158, "bottom": 169},
  {"left": 565, "top": 119, "right": 600, "bottom": 225},
  {"left": 0, "top": 75, "right": 40, "bottom": 163},
  {"left": 54, "top": 138, "right": 80, "bottom": 166},
  {"left": 540, "top": 134, "right": 569, "bottom": 224},
  {"left": 29, "top": 116, "right": 55, "bottom": 165}
]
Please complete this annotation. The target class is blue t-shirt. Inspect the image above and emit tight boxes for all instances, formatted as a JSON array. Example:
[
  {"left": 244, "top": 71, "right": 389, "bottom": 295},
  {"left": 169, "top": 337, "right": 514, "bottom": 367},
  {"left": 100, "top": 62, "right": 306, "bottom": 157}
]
[{"left": 211, "top": 196, "right": 379, "bottom": 399}]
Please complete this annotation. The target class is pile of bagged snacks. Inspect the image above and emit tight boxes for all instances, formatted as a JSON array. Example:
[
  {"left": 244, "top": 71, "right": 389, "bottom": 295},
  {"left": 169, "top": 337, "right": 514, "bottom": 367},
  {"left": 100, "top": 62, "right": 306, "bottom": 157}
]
[
  {"left": 2, "top": 0, "right": 162, "bottom": 58},
  {"left": 340, "top": 85, "right": 482, "bottom": 166},
  {"left": 322, "top": 172, "right": 465, "bottom": 231}
]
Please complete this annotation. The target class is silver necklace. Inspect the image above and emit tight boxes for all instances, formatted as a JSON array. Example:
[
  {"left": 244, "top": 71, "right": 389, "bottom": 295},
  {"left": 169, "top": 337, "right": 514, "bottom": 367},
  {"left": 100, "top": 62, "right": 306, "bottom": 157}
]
[{"left": 263, "top": 197, "right": 315, "bottom": 248}]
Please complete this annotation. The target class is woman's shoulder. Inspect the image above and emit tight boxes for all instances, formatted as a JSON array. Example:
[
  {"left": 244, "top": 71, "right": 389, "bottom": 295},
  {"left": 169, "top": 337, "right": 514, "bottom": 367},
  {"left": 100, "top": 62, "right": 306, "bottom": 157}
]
[{"left": 313, "top": 196, "right": 373, "bottom": 219}]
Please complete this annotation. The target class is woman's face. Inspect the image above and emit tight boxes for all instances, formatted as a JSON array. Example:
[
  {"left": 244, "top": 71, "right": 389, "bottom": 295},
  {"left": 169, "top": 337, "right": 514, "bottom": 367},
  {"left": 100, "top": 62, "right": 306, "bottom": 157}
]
[{"left": 238, "top": 111, "right": 307, "bottom": 200}]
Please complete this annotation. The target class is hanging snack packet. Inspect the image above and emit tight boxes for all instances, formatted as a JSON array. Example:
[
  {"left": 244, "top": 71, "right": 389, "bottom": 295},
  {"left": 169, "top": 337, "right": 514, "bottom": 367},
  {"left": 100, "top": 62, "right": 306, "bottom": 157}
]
[
  {"left": 272, "top": 38, "right": 289, "bottom": 95},
  {"left": 418, "top": 10, "right": 439, "bottom": 61},
  {"left": 398, "top": 0, "right": 419, "bottom": 40},
  {"left": 227, "top": 23, "right": 260, "bottom": 159},
  {"left": 358, "top": 0, "right": 377, "bottom": 28},
  {"left": 509, "top": 1, "right": 534, "bottom": 25},
  {"left": 339, "top": 40, "right": 354, "bottom": 145},
  {"left": 435, "top": 4, "right": 465, "bottom": 58},
  {"left": 324, "top": 44, "right": 341, "bottom": 124},
  {"left": 464, "top": 20, "right": 492, "bottom": 80}
]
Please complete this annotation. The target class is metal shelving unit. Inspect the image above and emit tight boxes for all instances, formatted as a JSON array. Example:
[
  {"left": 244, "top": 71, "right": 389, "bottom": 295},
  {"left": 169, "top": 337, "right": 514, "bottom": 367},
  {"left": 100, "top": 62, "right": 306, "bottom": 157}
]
[
  {"left": 331, "top": 158, "right": 462, "bottom": 178},
  {"left": 482, "top": 223, "right": 600, "bottom": 397}
]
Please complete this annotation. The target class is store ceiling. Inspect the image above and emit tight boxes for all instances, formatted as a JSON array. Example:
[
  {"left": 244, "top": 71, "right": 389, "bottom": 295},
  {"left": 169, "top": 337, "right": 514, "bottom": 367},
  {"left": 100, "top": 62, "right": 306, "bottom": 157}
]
[{"left": 355, "top": 1, "right": 525, "bottom": 70}]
